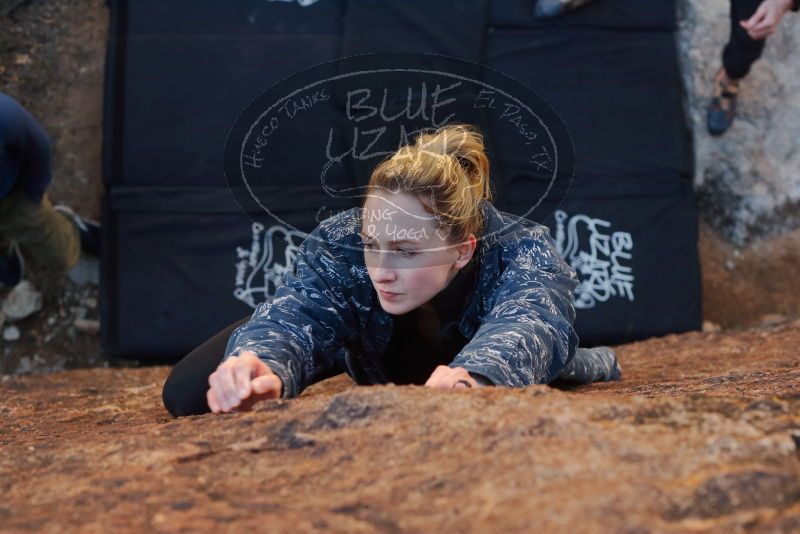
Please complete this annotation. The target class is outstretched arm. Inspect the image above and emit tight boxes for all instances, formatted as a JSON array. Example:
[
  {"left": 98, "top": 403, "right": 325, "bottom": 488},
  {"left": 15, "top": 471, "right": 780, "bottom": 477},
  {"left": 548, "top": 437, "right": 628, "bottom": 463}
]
[{"left": 223, "top": 227, "right": 358, "bottom": 399}]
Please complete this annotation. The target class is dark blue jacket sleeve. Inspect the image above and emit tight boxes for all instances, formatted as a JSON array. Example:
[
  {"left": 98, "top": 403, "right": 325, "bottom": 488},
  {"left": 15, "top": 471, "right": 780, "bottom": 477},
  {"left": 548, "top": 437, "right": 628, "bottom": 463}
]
[
  {"left": 449, "top": 227, "right": 580, "bottom": 387},
  {"left": 0, "top": 93, "right": 53, "bottom": 203},
  {"left": 223, "top": 223, "right": 357, "bottom": 398}
]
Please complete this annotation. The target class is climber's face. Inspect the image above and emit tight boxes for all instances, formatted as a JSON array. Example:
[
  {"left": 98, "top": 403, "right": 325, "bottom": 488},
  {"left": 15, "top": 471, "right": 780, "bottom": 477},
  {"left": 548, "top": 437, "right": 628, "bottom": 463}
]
[{"left": 361, "top": 191, "right": 475, "bottom": 316}]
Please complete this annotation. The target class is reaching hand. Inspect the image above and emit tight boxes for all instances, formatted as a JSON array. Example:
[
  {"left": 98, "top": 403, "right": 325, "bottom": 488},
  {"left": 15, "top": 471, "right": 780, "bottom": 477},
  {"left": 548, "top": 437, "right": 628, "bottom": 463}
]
[
  {"left": 740, "top": 0, "right": 793, "bottom": 40},
  {"left": 207, "top": 351, "right": 283, "bottom": 413},
  {"left": 424, "top": 365, "right": 481, "bottom": 389}
]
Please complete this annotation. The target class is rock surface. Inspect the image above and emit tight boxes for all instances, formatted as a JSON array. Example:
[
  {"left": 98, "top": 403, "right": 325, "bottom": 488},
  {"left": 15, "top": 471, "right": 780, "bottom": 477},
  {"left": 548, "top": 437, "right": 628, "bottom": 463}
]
[
  {"left": 680, "top": 0, "right": 800, "bottom": 326},
  {"left": 2, "top": 280, "right": 43, "bottom": 321},
  {"left": 2, "top": 319, "right": 799, "bottom": 532},
  {"left": 3, "top": 325, "right": 20, "bottom": 342},
  {"left": 677, "top": 0, "right": 800, "bottom": 245}
]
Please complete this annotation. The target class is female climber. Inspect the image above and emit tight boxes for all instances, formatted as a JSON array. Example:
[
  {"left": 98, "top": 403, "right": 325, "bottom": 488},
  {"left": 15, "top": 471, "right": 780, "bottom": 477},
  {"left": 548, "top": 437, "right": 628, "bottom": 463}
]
[{"left": 162, "top": 123, "right": 621, "bottom": 417}]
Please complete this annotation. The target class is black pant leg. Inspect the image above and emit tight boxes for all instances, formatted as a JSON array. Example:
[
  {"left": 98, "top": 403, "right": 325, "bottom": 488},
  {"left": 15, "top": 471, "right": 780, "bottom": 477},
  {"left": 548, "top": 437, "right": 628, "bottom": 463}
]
[
  {"left": 723, "top": 0, "right": 768, "bottom": 79},
  {"left": 162, "top": 314, "right": 251, "bottom": 417}
]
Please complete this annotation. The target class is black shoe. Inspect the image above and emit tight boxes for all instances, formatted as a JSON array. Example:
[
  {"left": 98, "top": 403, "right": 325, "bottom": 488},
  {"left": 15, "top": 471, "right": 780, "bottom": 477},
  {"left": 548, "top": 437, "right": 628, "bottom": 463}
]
[
  {"left": 707, "top": 70, "right": 739, "bottom": 136},
  {"left": 592, "top": 346, "right": 622, "bottom": 381},
  {"left": 0, "top": 242, "right": 25, "bottom": 288},
  {"left": 609, "top": 357, "right": 622, "bottom": 382},
  {"left": 53, "top": 204, "right": 102, "bottom": 256}
]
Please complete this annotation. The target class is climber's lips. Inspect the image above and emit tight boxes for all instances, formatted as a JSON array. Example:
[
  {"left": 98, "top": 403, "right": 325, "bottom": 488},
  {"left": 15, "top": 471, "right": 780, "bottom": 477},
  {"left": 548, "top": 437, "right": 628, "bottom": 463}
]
[{"left": 378, "top": 289, "right": 402, "bottom": 301}]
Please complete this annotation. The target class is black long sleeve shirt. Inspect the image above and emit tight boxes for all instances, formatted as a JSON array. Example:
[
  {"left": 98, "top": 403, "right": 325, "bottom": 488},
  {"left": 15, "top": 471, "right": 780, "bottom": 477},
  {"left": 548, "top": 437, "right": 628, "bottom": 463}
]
[{"left": 380, "top": 259, "right": 491, "bottom": 385}]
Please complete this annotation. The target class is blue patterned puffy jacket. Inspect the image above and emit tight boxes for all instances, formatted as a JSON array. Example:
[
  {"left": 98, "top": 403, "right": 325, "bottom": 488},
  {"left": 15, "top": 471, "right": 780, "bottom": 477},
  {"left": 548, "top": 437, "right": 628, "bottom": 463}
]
[{"left": 224, "top": 199, "right": 582, "bottom": 398}]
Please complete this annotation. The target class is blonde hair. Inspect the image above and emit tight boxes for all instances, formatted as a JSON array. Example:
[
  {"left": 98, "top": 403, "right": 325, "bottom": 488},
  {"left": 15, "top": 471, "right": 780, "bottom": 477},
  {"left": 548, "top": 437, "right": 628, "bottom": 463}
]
[{"left": 365, "top": 124, "right": 493, "bottom": 242}]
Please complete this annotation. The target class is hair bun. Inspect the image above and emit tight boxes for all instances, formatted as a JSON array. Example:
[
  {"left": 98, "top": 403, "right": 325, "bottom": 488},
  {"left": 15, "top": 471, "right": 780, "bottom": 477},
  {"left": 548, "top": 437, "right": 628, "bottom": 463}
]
[
  {"left": 416, "top": 124, "right": 491, "bottom": 199},
  {"left": 367, "top": 123, "right": 493, "bottom": 241}
]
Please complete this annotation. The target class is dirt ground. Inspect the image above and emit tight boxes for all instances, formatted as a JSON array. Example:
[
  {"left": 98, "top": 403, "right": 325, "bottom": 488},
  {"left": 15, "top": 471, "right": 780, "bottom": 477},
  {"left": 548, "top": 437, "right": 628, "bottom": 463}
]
[
  {"left": 0, "top": 0, "right": 122, "bottom": 375},
  {"left": 0, "top": 0, "right": 105, "bottom": 220},
  {"left": 700, "top": 223, "right": 800, "bottom": 330},
  {"left": 2, "top": 318, "right": 799, "bottom": 532}
]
